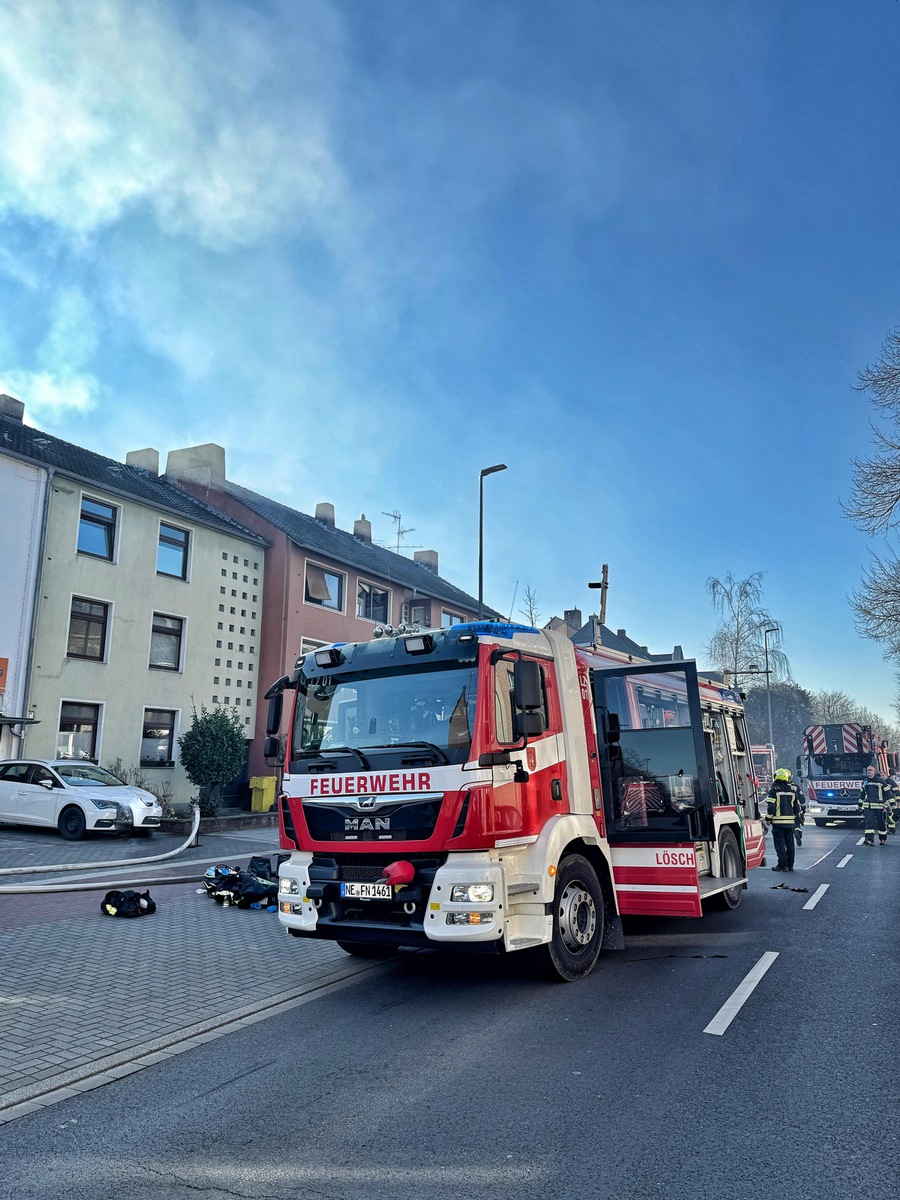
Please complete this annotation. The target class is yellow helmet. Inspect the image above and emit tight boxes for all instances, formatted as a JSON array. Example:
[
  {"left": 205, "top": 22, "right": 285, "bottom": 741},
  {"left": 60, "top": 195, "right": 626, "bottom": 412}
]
[{"left": 774, "top": 768, "right": 792, "bottom": 781}]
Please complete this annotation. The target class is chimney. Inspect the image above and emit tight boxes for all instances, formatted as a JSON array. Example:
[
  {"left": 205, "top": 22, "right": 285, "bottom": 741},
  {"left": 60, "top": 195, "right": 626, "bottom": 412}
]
[
  {"left": 315, "top": 502, "right": 335, "bottom": 529},
  {"left": 126, "top": 448, "right": 159, "bottom": 477},
  {"left": 353, "top": 513, "right": 372, "bottom": 543},
  {"left": 165, "top": 444, "right": 226, "bottom": 487},
  {"left": 617, "top": 629, "right": 627, "bottom": 639},
  {"left": 414, "top": 549, "right": 439, "bottom": 573},
  {"left": 0, "top": 394, "right": 24, "bottom": 423},
  {"left": 564, "top": 608, "right": 582, "bottom": 631}
]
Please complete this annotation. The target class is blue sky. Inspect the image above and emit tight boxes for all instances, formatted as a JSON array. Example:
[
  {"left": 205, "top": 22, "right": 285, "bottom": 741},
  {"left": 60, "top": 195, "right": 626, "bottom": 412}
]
[{"left": 2, "top": 0, "right": 899, "bottom": 720}]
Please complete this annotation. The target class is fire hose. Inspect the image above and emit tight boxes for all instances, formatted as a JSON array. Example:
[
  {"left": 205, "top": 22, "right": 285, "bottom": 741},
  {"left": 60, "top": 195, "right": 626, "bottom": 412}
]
[{"left": 0, "top": 804, "right": 202, "bottom": 894}]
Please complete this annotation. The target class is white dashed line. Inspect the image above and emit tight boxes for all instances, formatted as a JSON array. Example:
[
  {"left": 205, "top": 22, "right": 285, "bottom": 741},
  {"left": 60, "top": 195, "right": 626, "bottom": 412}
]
[
  {"left": 803, "top": 884, "right": 829, "bottom": 910},
  {"left": 837, "top": 855, "right": 852, "bottom": 869},
  {"left": 703, "top": 951, "right": 779, "bottom": 1037},
  {"left": 856, "top": 837, "right": 865, "bottom": 846}
]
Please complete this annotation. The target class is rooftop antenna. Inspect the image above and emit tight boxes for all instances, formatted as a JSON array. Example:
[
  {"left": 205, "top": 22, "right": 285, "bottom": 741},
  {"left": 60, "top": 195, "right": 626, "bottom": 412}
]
[{"left": 380, "top": 510, "right": 420, "bottom": 555}]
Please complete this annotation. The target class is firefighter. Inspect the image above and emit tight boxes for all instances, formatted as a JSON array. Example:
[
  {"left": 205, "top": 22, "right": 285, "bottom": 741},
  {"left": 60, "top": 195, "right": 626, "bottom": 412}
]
[
  {"left": 886, "top": 776, "right": 899, "bottom": 835},
  {"left": 766, "top": 768, "right": 803, "bottom": 872},
  {"left": 858, "top": 765, "right": 889, "bottom": 846}
]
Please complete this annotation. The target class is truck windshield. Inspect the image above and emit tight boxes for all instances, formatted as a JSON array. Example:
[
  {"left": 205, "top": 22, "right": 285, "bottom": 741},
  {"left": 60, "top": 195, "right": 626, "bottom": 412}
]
[
  {"left": 809, "top": 752, "right": 873, "bottom": 777},
  {"left": 292, "top": 664, "right": 478, "bottom": 764}
]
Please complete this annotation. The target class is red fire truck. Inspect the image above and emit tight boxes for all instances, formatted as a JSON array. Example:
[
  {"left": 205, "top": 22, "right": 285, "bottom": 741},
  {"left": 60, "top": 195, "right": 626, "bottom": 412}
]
[
  {"left": 751, "top": 744, "right": 776, "bottom": 794},
  {"left": 798, "top": 723, "right": 890, "bottom": 827},
  {"left": 265, "top": 622, "right": 767, "bottom": 981}
]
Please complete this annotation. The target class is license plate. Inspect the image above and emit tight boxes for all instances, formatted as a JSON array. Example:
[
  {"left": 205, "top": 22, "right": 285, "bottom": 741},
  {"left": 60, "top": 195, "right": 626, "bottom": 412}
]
[{"left": 340, "top": 882, "right": 391, "bottom": 900}]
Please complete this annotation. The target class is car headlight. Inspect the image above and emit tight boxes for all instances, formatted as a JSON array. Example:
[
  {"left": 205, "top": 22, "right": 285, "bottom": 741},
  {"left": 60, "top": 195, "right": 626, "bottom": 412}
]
[
  {"left": 280, "top": 878, "right": 300, "bottom": 895},
  {"left": 117, "top": 806, "right": 133, "bottom": 821},
  {"left": 87, "top": 797, "right": 118, "bottom": 810},
  {"left": 450, "top": 883, "right": 494, "bottom": 904},
  {"left": 808, "top": 806, "right": 823, "bottom": 813}
]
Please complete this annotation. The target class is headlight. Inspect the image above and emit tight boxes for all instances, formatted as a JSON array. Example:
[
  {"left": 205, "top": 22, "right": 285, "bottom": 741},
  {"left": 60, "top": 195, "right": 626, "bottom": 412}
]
[
  {"left": 87, "top": 797, "right": 117, "bottom": 810},
  {"left": 280, "top": 878, "right": 300, "bottom": 894},
  {"left": 117, "top": 806, "right": 133, "bottom": 822},
  {"left": 808, "top": 806, "right": 823, "bottom": 813},
  {"left": 450, "top": 883, "right": 494, "bottom": 904}
]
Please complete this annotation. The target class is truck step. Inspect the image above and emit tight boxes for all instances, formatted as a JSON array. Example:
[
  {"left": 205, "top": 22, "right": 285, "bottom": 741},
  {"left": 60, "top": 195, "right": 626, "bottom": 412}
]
[
  {"left": 507, "top": 881, "right": 541, "bottom": 896},
  {"left": 699, "top": 875, "right": 746, "bottom": 899},
  {"left": 509, "top": 936, "right": 543, "bottom": 949}
]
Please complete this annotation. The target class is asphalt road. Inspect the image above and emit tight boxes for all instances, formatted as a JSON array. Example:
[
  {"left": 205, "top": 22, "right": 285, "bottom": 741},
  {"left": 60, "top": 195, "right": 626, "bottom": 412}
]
[{"left": 2, "top": 823, "right": 897, "bottom": 1200}]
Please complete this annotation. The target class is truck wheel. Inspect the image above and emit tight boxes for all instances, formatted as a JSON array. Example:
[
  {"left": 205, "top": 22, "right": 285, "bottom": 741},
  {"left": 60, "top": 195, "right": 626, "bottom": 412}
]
[
  {"left": 814, "top": 819, "right": 827, "bottom": 828},
  {"left": 336, "top": 941, "right": 395, "bottom": 960},
  {"left": 538, "top": 854, "right": 604, "bottom": 982},
  {"left": 710, "top": 828, "right": 743, "bottom": 910},
  {"left": 57, "top": 806, "right": 87, "bottom": 841}
]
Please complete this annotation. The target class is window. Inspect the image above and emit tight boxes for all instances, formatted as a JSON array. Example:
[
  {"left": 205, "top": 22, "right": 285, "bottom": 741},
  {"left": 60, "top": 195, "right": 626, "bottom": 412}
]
[
  {"left": 57, "top": 702, "right": 100, "bottom": 760},
  {"left": 409, "top": 601, "right": 430, "bottom": 628},
  {"left": 149, "top": 614, "right": 184, "bottom": 670},
  {"left": 357, "top": 580, "right": 390, "bottom": 623},
  {"left": 494, "top": 660, "right": 516, "bottom": 744},
  {"left": 442, "top": 610, "right": 464, "bottom": 628},
  {"left": 77, "top": 497, "right": 117, "bottom": 560},
  {"left": 157, "top": 523, "right": 189, "bottom": 579},
  {"left": 300, "top": 638, "right": 326, "bottom": 654},
  {"left": 141, "top": 709, "right": 176, "bottom": 767},
  {"left": 67, "top": 598, "right": 109, "bottom": 660},
  {"left": 305, "top": 563, "right": 344, "bottom": 611}
]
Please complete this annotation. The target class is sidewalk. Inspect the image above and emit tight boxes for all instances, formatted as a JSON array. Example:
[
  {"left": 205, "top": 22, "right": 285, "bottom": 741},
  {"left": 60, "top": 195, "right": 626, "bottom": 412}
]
[{"left": 0, "top": 828, "right": 386, "bottom": 1120}]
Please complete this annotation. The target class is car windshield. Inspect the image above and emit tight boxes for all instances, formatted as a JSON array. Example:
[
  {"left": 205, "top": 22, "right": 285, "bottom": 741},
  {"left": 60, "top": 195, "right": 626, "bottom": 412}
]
[
  {"left": 292, "top": 664, "right": 478, "bottom": 764},
  {"left": 55, "top": 764, "right": 126, "bottom": 787},
  {"left": 808, "top": 753, "right": 873, "bottom": 778}
]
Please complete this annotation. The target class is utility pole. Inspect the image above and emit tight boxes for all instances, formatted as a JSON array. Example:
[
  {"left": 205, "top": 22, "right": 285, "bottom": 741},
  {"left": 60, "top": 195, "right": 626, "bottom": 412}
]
[{"left": 589, "top": 564, "right": 609, "bottom": 626}]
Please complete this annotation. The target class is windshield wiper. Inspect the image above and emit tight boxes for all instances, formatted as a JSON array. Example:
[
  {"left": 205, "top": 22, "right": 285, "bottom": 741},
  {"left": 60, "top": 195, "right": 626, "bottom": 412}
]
[
  {"left": 316, "top": 745, "right": 372, "bottom": 770},
  {"left": 364, "top": 741, "right": 449, "bottom": 765}
]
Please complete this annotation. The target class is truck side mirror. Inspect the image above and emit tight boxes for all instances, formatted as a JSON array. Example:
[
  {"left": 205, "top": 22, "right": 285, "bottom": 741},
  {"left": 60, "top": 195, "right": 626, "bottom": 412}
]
[
  {"left": 515, "top": 711, "right": 544, "bottom": 740},
  {"left": 607, "top": 712, "right": 621, "bottom": 744},
  {"left": 795, "top": 755, "right": 802, "bottom": 776},
  {"left": 264, "top": 735, "right": 282, "bottom": 760},
  {"left": 266, "top": 693, "right": 283, "bottom": 737},
  {"left": 513, "top": 659, "right": 543, "bottom": 711}
]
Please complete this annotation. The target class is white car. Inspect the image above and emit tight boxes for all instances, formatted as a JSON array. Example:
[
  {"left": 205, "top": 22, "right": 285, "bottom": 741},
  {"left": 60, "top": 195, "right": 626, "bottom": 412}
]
[{"left": 0, "top": 759, "right": 163, "bottom": 840}]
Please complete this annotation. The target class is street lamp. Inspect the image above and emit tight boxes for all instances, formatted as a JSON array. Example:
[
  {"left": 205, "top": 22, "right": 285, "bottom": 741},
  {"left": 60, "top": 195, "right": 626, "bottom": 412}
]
[
  {"left": 763, "top": 627, "right": 779, "bottom": 747},
  {"left": 478, "top": 464, "right": 507, "bottom": 620}
]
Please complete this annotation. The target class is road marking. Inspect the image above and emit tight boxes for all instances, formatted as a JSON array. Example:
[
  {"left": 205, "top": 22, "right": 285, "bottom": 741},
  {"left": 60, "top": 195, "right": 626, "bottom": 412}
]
[
  {"left": 856, "top": 837, "right": 865, "bottom": 846},
  {"left": 803, "top": 884, "right": 829, "bottom": 910},
  {"left": 703, "top": 951, "right": 779, "bottom": 1037},
  {"left": 837, "top": 855, "right": 852, "bottom": 869}
]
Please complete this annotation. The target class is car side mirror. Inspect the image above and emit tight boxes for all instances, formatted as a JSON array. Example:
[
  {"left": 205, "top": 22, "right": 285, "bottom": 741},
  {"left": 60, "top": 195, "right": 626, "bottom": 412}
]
[{"left": 39, "top": 779, "right": 54, "bottom": 790}]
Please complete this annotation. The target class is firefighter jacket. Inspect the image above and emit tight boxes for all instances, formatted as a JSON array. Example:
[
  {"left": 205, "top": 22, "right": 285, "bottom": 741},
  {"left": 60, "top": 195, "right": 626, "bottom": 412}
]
[
  {"left": 766, "top": 783, "right": 803, "bottom": 825},
  {"left": 858, "top": 777, "right": 890, "bottom": 811}
]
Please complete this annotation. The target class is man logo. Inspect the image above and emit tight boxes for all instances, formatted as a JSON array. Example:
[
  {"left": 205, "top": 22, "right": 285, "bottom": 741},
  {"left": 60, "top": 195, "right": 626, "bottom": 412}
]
[{"left": 345, "top": 816, "right": 390, "bottom": 832}]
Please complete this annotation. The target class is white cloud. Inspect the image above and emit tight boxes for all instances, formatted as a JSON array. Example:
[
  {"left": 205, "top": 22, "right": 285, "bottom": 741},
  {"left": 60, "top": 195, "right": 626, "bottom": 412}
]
[
  {"left": 0, "top": 370, "right": 98, "bottom": 418},
  {"left": 0, "top": 0, "right": 346, "bottom": 249}
]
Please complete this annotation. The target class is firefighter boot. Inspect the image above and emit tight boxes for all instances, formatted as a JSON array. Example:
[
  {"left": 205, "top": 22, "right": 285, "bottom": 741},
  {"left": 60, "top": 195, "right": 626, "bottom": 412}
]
[{"left": 864, "top": 836, "right": 874, "bottom": 846}]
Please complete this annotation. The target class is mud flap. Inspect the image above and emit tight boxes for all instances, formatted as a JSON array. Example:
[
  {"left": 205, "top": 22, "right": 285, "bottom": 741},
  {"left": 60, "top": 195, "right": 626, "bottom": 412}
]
[{"left": 602, "top": 912, "right": 625, "bottom": 951}]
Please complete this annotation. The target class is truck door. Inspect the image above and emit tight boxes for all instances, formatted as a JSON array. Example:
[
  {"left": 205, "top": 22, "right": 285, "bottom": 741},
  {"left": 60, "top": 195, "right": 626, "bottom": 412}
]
[{"left": 592, "top": 661, "right": 716, "bottom": 844}]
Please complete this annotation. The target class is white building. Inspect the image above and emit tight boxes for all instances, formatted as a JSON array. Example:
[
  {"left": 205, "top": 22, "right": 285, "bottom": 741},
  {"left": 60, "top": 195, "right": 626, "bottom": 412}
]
[
  {"left": 0, "top": 397, "right": 269, "bottom": 803},
  {"left": 0, "top": 395, "right": 47, "bottom": 759}
]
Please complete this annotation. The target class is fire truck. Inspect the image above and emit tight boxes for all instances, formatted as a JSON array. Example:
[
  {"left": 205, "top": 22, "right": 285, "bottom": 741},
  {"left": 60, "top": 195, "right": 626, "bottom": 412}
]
[
  {"left": 265, "top": 622, "right": 767, "bottom": 981},
  {"left": 797, "top": 723, "right": 889, "bottom": 827}
]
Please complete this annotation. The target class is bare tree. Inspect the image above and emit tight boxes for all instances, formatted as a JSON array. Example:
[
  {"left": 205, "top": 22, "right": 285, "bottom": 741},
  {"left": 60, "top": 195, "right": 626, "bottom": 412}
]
[
  {"left": 706, "top": 571, "right": 790, "bottom": 681},
  {"left": 847, "top": 331, "right": 900, "bottom": 666},
  {"left": 520, "top": 585, "right": 541, "bottom": 628},
  {"left": 809, "top": 690, "right": 857, "bottom": 723}
]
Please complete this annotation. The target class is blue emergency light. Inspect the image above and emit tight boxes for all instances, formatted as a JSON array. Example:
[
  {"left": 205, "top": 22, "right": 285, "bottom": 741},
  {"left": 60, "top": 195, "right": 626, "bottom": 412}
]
[{"left": 453, "top": 621, "right": 540, "bottom": 638}]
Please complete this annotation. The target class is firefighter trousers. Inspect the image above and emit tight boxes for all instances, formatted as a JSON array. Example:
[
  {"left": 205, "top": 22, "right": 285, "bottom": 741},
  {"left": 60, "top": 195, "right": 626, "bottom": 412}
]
[
  {"left": 862, "top": 807, "right": 887, "bottom": 843},
  {"left": 772, "top": 824, "right": 796, "bottom": 869}
]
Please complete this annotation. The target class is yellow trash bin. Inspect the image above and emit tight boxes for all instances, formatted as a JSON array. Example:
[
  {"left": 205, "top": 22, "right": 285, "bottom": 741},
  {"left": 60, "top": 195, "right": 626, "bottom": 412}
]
[{"left": 250, "top": 775, "right": 277, "bottom": 813}]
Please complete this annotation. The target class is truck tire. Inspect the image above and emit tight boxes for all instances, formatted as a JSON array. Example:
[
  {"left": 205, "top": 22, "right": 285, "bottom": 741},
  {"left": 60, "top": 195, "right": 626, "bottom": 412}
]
[
  {"left": 709, "top": 828, "right": 743, "bottom": 911},
  {"left": 538, "top": 854, "right": 604, "bottom": 982},
  {"left": 336, "top": 941, "right": 395, "bottom": 960},
  {"left": 814, "top": 819, "right": 827, "bottom": 828}
]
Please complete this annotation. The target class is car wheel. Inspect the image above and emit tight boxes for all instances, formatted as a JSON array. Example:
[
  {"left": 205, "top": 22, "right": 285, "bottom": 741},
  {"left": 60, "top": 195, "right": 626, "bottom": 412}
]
[
  {"left": 537, "top": 854, "right": 604, "bottom": 982},
  {"left": 58, "top": 805, "right": 87, "bottom": 841}
]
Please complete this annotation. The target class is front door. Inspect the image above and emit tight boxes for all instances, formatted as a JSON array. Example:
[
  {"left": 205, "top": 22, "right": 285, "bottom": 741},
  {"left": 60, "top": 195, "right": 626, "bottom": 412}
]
[
  {"left": 18, "top": 765, "right": 62, "bottom": 828},
  {"left": 592, "top": 660, "right": 716, "bottom": 844}
]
